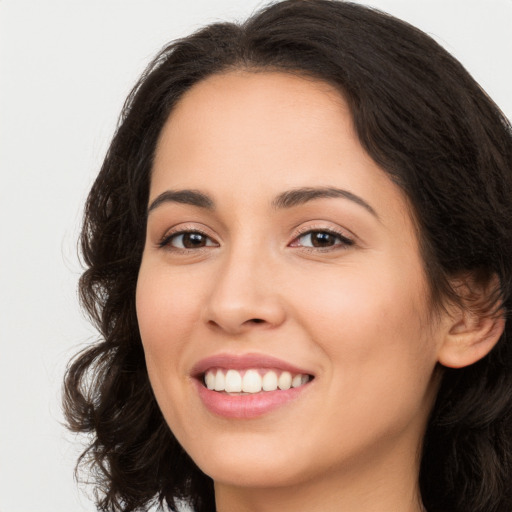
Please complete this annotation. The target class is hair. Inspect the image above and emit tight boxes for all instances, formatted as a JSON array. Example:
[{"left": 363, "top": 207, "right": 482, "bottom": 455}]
[{"left": 63, "top": 1, "right": 512, "bottom": 511}]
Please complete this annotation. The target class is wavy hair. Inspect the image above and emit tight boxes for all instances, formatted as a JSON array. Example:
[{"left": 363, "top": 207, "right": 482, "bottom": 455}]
[{"left": 63, "top": 1, "right": 512, "bottom": 511}]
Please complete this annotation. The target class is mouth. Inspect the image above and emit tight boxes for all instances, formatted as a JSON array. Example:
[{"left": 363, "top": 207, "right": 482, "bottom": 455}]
[
  {"left": 191, "top": 354, "right": 315, "bottom": 419},
  {"left": 202, "top": 368, "right": 313, "bottom": 394}
]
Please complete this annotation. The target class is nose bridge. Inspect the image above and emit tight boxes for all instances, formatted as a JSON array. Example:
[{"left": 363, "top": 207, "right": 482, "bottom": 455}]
[{"left": 203, "top": 235, "right": 285, "bottom": 333}]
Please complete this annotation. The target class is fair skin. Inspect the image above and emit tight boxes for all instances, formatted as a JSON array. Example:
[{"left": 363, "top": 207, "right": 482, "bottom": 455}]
[{"left": 136, "top": 71, "right": 502, "bottom": 512}]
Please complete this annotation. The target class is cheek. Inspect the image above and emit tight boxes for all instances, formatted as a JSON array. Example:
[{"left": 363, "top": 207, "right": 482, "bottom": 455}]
[
  {"left": 135, "top": 261, "right": 205, "bottom": 421},
  {"left": 290, "top": 260, "right": 435, "bottom": 385},
  {"left": 136, "top": 263, "right": 201, "bottom": 351},
  {"left": 293, "top": 266, "right": 438, "bottom": 442},
  {"left": 296, "top": 262, "right": 426, "bottom": 333},
  {"left": 135, "top": 262, "right": 202, "bottom": 426}
]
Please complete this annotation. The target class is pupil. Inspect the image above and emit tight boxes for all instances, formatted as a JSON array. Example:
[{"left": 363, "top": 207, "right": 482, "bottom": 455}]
[
  {"left": 183, "top": 233, "right": 205, "bottom": 248},
  {"left": 313, "top": 232, "right": 333, "bottom": 247}
]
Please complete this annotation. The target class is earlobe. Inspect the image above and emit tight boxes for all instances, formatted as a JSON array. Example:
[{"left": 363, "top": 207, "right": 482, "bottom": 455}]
[{"left": 437, "top": 305, "right": 505, "bottom": 369}]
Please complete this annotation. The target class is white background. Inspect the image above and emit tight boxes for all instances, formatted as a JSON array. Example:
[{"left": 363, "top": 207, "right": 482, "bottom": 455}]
[{"left": 1, "top": 1, "right": 511, "bottom": 511}]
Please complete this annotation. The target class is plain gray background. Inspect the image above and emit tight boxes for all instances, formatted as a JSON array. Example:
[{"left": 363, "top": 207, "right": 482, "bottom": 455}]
[{"left": 1, "top": 1, "right": 511, "bottom": 511}]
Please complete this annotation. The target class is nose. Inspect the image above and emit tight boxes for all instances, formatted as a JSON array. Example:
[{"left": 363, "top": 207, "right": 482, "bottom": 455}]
[{"left": 202, "top": 246, "right": 286, "bottom": 335}]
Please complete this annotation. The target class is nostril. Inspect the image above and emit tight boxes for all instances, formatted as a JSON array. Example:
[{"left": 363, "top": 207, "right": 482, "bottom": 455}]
[{"left": 250, "top": 318, "right": 265, "bottom": 324}]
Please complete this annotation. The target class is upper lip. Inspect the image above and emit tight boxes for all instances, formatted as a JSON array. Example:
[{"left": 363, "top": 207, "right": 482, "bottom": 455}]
[{"left": 190, "top": 353, "right": 315, "bottom": 378}]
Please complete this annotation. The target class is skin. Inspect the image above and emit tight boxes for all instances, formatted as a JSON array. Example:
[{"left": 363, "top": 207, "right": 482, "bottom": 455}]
[{"left": 136, "top": 71, "right": 461, "bottom": 512}]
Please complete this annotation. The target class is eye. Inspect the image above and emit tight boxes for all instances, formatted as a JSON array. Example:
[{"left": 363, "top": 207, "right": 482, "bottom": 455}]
[
  {"left": 290, "top": 229, "right": 354, "bottom": 249},
  {"left": 160, "top": 230, "right": 218, "bottom": 250}
]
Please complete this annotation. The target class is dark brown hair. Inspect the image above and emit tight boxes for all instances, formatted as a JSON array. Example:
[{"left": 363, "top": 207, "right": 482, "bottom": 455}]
[{"left": 64, "top": 1, "right": 512, "bottom": 511}]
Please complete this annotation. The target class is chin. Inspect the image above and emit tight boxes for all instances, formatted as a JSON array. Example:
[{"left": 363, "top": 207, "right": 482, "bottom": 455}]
[
  {"left": 201, "top": 456, "right": 308, "bottom": 489},
  {"left": 182, "top": 432, "right": 314, "bottom": 488}
]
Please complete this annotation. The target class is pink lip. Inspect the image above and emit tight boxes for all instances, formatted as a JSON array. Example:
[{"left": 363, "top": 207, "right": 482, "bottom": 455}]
[
  {"left": 190, "top": 353, "right": 313, "bottom": 377},
  {"left": 190, "top": 353, "right": 314, "bottom": 419}
]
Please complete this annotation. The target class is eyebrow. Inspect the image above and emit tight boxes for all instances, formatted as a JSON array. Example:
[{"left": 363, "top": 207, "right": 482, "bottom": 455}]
[
  {"left": 272, "top": 186, "right": 378, "bottom": 218},
  {"left": 147, "top": 186, "right": 377, "bottom": 218},
  {"left": 147, "top": 189, "right": 214, "bottom": 214}
]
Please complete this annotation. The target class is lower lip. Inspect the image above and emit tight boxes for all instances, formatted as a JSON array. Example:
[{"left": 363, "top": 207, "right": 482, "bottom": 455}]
[{"left": 194, "top": 379, "right": 311, "bottom": 419}]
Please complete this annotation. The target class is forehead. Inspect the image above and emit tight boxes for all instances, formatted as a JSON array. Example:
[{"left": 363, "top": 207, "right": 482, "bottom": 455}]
[
  {"left": 167, "top": 69, "right": 346, "bottom": 123},
  {"left": 154, "top": 71, "right": 352, "bottom": 174},
  {"left": 151, "top": 70, "right": 410, "bottom": 225}
]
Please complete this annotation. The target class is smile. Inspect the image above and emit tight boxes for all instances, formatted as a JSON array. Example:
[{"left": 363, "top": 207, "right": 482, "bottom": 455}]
[
  {"left": 204, "top": 368, "right": 311, "bottom": 394},
  {"left": 192, "top": 354, "right": 315, "bottom": 419}
]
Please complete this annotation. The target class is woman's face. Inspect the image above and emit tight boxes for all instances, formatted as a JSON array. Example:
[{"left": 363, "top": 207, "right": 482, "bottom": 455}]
[{"left": 136, "top": 71, "right": 449, "bottom": 491}]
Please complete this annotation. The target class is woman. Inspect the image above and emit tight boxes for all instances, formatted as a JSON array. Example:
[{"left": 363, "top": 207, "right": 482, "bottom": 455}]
[{"left": 64, "top": 1, "right": 512, "bottom": 511}]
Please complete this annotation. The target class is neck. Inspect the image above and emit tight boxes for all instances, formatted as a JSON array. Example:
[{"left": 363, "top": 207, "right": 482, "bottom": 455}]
[
  {"left": 215, "top": 482, "right": 425, "bottom": 512},
  {"left": 214, "top": 442, "right": 426, "bottom": 512}
]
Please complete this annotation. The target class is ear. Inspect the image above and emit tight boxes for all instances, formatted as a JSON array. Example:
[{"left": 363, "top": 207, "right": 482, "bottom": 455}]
[{"left": 437, "top": 274, "right": 505, "bottom": 369}]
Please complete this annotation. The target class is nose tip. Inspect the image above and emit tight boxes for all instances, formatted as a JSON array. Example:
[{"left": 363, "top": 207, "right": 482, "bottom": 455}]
[
  {"left": 202, "top": 259, "right": 286, "bottom": 335},
  {"left": 208, "top": 316, "right": 268, "bottom": 333},
  {"left": 205, "top": 300, "right": 285, "bottom": 335}
]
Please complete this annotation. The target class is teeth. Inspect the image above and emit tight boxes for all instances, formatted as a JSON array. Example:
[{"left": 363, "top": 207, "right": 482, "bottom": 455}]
[
  {"left": 291, "top": 374, "right": 302, "bottom": 388},
  {"left": 262, "top": 371, "right": 278, "bottom": 391},
  {"left": 205, "top": 371, "right": 216, "bottom": 390},
  {"left": 242, "top": 369, "right": 262, "bottom": 393},
  {"left": 225, "top": 369, "right": 242, "bottom": 393},
  {"left": 204, "top": 369, "right": 311, "bottom": 394},
  {"left": 214, "top": 370, "right": 225, "bottom": 392},
  {"left": 278, "top": 371, "right": 292, "bottom": 390}
]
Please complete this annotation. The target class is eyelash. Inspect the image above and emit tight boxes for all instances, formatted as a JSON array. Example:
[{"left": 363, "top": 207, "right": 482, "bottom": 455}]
[
  {"left": 158, "top": 228, "right": 216, "bottom": 252},
  {"left": 290, "top": 226, "right": 354, "bottom": 252},
  {"left": 158, "top": 226, "right": 354, "bottom": 253}
]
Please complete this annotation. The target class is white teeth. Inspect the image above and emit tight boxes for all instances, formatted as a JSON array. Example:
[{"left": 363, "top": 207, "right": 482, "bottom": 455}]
[
  {"left": 278, "top": 371, "right": 292, "bottom": 390},
  {"left": 291, "top": 374, "right": 303, "bottom": 388},
  {"left": 214, "top": 370, "right": 225, "bottom": 391},
  {"left": 262, "top": 371, "right": 278, "bottom": 391},
  {"left": 242, "top": 369, "right": 263, "bottom": 393},
  {"left": 225, "top": 369, "right": 242, "bottom": 393},
  {"left": 205, "top": 371, "right": 216, "bottom": 390},
  {"left": 204, "top": 369, "right": 311, "bottom": 393}
]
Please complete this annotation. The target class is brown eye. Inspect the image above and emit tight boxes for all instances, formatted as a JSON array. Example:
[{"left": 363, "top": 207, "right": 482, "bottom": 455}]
[
  {"left": 294, "top": 230, "right": 353, "bottom": 249},
  {"left": 165, "top": 231, "right": 218, "bottom": 249},
  {"left": 309, "top": 231, "right": 337, "bottom": 247}
]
